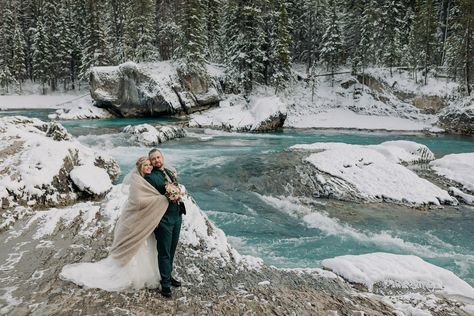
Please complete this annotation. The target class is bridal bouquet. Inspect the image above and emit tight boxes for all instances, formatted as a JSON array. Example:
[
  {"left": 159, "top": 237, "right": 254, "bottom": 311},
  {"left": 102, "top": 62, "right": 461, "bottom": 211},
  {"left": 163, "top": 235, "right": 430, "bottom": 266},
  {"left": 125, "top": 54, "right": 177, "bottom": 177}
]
[
  {"left": 165, "top": 182, "right": 184, "bottom": 202},
  {"left": 164, "top": 169, "right": 185, "bottom": 202}
]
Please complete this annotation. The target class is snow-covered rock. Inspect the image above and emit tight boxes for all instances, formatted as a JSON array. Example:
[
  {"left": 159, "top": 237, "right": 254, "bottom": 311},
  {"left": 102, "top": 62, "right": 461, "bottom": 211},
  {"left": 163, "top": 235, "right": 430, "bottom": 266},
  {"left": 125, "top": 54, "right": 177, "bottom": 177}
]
[
  {"left": 322, "top": 252, "right": 474, "bottom": 300},
  {"left": 189, "top": 95, "right": 287, "bottom": 132},
  {"left": 48, "top": 96, "right": 113, "bottom": 120},
  {"left": 430, "top": 153, "right": 474, "bottom": 193},
  {"left": 70, "top": 165, "right": 112, "bottom": 196},
  {"left": 89, "top": 61, "right": 221, "bottom": 117},
  {"left": 0, "top": 116, "right": 119, "bottom": 210},
  {"left": 122, "top": 124, "right": 186, "bottom": 146},
  {"left": 290, "top": 141, "right": 455, "bottom": 206},
  {"left": 438, "top": 96, "right": 474, "bottom": 135}
]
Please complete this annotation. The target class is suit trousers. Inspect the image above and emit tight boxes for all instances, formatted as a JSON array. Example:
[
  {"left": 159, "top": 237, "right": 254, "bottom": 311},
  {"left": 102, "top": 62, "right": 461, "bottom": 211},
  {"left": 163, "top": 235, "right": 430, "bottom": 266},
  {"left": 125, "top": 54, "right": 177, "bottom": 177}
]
[{"left": 154, "top": 205, "right": 182, "bottom": 288}]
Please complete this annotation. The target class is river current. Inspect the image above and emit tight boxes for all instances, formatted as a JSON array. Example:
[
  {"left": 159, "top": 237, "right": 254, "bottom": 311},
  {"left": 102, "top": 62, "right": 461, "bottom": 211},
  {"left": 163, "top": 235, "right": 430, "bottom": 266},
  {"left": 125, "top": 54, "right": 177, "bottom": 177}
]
[{"left": 4, "top": 109, "right": 474, "bottom": 286}]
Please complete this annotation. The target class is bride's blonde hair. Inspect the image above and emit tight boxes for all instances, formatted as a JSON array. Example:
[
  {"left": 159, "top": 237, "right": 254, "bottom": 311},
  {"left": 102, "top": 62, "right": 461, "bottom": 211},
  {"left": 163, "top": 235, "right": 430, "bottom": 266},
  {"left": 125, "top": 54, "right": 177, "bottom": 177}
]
[{"left": 136, "top": 156, "right": 150, "bottom": 176}]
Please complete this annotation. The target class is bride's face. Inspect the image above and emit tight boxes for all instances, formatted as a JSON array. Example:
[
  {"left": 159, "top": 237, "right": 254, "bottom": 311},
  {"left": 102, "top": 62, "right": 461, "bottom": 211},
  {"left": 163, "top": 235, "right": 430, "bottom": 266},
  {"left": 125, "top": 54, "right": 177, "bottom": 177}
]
[{"left": 142, "top": 160, "right": 153, "bottom": 175}]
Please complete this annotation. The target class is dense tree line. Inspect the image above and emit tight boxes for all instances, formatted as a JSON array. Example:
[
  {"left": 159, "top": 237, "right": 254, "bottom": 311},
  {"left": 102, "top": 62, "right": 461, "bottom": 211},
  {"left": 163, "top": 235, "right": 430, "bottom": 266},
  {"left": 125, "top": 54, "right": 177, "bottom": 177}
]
[{"left": 0, "top": 0, "right": 472, "bottom": 95}]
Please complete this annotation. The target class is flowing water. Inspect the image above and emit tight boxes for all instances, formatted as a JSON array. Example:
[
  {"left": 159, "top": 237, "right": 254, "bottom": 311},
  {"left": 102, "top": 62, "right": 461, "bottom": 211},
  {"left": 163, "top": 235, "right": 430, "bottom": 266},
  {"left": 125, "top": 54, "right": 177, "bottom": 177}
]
[{"left": 5, "top": 110, "right": 474, "bottom": 286}]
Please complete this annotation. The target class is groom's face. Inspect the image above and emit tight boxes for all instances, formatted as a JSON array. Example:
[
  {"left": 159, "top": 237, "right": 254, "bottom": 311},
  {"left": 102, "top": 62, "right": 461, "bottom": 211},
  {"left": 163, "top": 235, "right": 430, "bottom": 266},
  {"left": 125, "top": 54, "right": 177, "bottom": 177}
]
[{"left": 149, "top": 151, "right": 164, "bottom": 169}]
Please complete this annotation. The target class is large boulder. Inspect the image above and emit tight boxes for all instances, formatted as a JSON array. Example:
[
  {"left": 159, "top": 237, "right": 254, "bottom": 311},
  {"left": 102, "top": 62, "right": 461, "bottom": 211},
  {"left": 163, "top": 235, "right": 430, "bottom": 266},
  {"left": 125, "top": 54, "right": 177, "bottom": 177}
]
[
  {"left": 438, "top": 97, "right": 474, "bottom": 135},
  {"left": 0, "top": 116, "right": 120, "bottom": 209},
  {"left": 90, "top": 61, "right": 222, "bottom": 117}
]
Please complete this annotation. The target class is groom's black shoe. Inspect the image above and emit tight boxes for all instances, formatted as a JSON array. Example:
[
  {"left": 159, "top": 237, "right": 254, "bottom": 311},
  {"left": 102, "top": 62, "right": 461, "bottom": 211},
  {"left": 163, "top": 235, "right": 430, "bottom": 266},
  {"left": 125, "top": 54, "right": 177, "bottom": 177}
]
[
  {"left": 160, "top": 287, "right": 172, "bottom": 298},
  {"left": 171, "top": 277, "right": 181, "bottom": 287}
]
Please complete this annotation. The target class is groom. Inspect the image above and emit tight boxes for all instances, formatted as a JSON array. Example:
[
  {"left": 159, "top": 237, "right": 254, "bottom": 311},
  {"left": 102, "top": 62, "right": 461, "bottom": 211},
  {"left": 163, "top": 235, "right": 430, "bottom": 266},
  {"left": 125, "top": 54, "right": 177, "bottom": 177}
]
[{"left": 145, "top": 148, "right": 183, "bottom": 298}]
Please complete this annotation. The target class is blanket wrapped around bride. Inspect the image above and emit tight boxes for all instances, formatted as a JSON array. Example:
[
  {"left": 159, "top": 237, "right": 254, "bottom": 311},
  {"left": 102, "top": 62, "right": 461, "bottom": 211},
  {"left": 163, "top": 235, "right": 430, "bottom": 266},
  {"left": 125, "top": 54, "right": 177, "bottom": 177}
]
[{"left": 60, "top": 171, "right": 169, "bottom": 291}]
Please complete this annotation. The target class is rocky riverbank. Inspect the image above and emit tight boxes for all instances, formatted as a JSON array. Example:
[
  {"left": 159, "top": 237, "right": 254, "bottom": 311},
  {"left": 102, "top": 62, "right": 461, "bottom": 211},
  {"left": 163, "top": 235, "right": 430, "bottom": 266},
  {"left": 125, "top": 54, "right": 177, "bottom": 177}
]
[{"left": 1, "top": 190, "right": 470, "bottom": 316}]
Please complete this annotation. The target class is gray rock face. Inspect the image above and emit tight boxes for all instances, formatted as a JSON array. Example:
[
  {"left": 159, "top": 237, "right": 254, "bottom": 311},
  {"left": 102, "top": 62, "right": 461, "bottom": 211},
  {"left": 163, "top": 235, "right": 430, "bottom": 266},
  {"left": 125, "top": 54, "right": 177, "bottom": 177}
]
[
  {"left": 413, "top": 95, "right": 447, "bottom": 114},
  {"left": 90, "top": 62, "right": 222, "bottom": 118},
  {"left": 252, "top": 111, "right": 287, "bottom": 132},
  {"left": 438, "top": 102, "right": 474, "bottom": 135}
]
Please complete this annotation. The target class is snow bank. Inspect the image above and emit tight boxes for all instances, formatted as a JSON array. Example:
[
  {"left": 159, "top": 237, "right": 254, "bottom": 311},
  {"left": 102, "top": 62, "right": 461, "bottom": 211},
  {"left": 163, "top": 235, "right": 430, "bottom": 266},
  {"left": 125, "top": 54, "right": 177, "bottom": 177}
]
[
  {"left": 283, "top": 67, "right": 435, "bottom": 130},
  {"left": 189, "top": 95, "right": 287, "bottom": 132},
  {"left": 322, "top": 252, "right": 474, "bottom": 299},
  {"left": 0, "top": 116, "right": 119, "bottom": 210},
  {"left": 48, "top": 96, "right": 112, "bottom": 120},
  {"left": 0, "top": 94, "right": 87, "bottom": 110},
  {"left": 291, "top": 141, "right": 454, "bottom": 206},
  {"left": 431, "top": 153, "right": 474, "bottom": 193},
  {"left": 366, "top": 67, "right": 459, "bottom": 97},
  {"left": 286, "top": 108, "right": 433, "bottom": 131}
]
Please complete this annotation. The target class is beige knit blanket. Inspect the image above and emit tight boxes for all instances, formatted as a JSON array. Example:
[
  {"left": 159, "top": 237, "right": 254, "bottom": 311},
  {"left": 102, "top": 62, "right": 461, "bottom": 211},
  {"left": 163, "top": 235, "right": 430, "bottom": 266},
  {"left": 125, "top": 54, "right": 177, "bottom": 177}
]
[{"left": 110, "top": 171, "right": 169, "bottom": 266}]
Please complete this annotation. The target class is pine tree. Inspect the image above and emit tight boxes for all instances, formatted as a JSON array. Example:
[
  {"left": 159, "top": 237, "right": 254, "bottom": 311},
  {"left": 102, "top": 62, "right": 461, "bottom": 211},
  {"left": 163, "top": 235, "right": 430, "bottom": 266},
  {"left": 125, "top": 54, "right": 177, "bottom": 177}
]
[
  {"left": 106, "top": 0, "right": 127, "bottom": 63},
  {"left": 123, "top": 0, "right": 158, "bottom": 62},
  {"left": 204, "top": 0, "right": 223, "bottom": 62},
  {"left": 0, "top": 5, "right": 15, "bottom": 85},
  {"left": 12, "top": 24, "right": 28, "bottom": 90},
  {"left": 379, "top": 0, "right": 405, "bottom": 75},
  {"left": 156, "top": 0, "right": 182, "bottom": 60},
  {"left": 56, "top": 1, "right": 75, "bottom": 89},
  {"left": 225, "top": 0, "right": 266, "bottom": 96},
  {"left": 80, "top": 0, "right": 110, "bottom": 80},
  {"left": 345, "top": 0, "right": 365, "bottom": 73},
  {"left": 413, "top": 0, "right": 438, "bottom": 85},
  {"left": 32, "top": 18, "right": 50, "bottom": 93},
  {"left": 180, "top": 0, "right": 207, "bottom": 75},
  {"left": 272, "top": 0, "right": 292, "bottom": 92},
  {"left": 445, "top": 0, "right": 473, "bottom": 94},
  {"left": 300, "top": 0, "right": 325, "bottom": 73},
  {"left": 43, "top": 0, "right": 61, "bottom": 90},
  {"left": 319, "top": 0, "right": 344, "bottom": 86}
]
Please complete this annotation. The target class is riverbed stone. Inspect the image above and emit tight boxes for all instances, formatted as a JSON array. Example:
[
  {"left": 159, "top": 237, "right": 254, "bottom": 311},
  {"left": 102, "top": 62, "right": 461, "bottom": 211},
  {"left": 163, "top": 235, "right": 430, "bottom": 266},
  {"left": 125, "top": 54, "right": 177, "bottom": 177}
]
[{"left": 438, "top": 99, "right": 474, "bottom": 135}]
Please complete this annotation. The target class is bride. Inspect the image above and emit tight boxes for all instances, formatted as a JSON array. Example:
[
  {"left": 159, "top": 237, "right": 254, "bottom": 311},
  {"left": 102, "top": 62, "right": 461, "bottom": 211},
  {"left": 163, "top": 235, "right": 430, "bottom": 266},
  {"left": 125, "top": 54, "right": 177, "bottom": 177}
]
[{"left": 60, "top": 157, "right": 170, "bottom": 291}]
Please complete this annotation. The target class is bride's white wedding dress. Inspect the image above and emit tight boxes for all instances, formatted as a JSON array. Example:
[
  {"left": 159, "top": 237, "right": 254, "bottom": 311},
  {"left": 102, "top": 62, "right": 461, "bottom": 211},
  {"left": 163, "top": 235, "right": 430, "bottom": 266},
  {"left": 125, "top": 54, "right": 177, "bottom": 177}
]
[
  {"left": 60, "top": 170, "right": 170, "bottom": 292},
  {"left": 60, "top": 234, "right": 161, "bottom": 291}
]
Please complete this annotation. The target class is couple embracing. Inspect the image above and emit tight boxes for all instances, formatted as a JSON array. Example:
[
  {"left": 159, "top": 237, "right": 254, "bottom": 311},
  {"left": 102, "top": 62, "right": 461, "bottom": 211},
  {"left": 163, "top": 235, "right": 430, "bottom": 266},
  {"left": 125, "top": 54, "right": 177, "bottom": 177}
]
[{"left": 61, "top": 149, "right": 186, "bottom": 298}]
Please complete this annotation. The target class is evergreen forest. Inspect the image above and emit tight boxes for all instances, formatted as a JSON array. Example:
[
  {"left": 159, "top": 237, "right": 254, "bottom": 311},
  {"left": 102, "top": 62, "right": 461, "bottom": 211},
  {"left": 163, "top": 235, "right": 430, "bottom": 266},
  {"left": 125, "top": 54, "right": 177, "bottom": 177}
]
[{"left": 0, "top": 0, "right": 472, "bottom": 95}]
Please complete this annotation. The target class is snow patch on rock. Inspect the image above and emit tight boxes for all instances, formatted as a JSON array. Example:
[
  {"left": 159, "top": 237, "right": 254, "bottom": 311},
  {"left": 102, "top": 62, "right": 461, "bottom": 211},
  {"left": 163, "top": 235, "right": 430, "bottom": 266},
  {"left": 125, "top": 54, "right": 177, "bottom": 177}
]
[
  {"left": 430, "top": 153, "right": 474, "bottom": 193},
  {"left": 122, "top": 124, "right": 186, "bottom": 146},
  {"left": 189, "top": 95, "right": 287, "bottom": 132},
  {"left": 322, "top": 252, "right": 474, "bottom": 300},
  {"left": 291, "top": 141, "right": 454, "bottom": 206},
  {"left": 70, "top": 165, "right": 112, "bottom": 196}
]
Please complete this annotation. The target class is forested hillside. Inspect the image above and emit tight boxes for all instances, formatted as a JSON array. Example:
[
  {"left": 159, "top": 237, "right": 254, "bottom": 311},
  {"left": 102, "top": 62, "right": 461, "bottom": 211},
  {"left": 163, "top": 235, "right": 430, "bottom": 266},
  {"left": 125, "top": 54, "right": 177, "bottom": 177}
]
[{"left": 0, "top": 0, "right": 472, "bottom": 95}]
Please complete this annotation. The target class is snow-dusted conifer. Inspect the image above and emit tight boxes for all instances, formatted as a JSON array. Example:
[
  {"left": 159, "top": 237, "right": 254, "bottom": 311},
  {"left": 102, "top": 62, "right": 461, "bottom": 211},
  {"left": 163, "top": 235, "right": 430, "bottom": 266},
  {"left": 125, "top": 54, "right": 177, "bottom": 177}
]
[
  {"left": 204, "top": 0, "right": 223, "bottom": 62},
  {"left": 79, "top": 0, "right": 110, "bottom": 79},
  {"left": 123, "top": 0, "right": 158, "bottom": 62},
  {"left": 412, "top": 0, "right": 438, "bottom": 85},
  {"left": 445, "top": 0, "right": 473, "bottom": 95},
  {"left": 272, "top": 0, "right": 292, "bottom": 92},
  {"left": 12, "top": 24, "right": 28, "bottom": 89},
  {"left": 32, "top": 18, "right": 50, "bottom": 93},
  {"left": 319, "top": 0, "right": 344, "bottom": 86},
  {"left": 379, "top": 0, "right": 404, "bottom": 76},
  {"left": 180, "top": 0, "right": 207, "bottom": 75},
  {"left": 106, "top": 0, "right": 127, "bottom": 63},
  {"left": 225, "top": 0, "right": 266, "bottom": 96},
  {"left": 300, "top": 0, "right": 325, "bottom": 73}
]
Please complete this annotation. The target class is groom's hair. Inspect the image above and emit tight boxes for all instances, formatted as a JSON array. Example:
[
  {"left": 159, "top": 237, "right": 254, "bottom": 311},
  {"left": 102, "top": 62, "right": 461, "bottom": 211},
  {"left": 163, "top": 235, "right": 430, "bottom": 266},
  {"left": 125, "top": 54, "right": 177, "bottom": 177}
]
[{"left": 148, "top": 148, "right": 161, "bottom": 157}]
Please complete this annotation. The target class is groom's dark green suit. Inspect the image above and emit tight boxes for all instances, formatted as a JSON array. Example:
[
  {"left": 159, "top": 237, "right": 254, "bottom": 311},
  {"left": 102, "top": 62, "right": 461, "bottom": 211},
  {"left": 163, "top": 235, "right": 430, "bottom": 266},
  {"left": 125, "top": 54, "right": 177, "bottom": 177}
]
[{"left": 144, "top": 168, "right": 182, "bottom": 290}]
